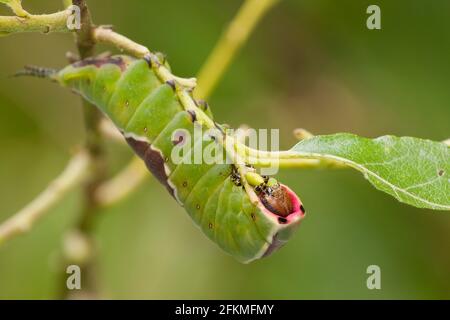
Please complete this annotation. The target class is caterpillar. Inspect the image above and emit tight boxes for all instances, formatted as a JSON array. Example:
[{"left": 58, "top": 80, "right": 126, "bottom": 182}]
[{"left": 21, "top": 54, "right": 305, "bottom": 263}]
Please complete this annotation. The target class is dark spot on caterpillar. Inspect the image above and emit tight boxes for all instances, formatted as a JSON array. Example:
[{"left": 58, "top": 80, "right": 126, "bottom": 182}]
[
  {"left": 73, "top": 56, "right": 127, "bottom": 71},
  {"left": 278, "top": 217, "right": 287, "bottom": 224},
  {"left": 43, "top": 25, "right": 50, "bottom": 34},
  {"left": 196, "top": 204, "right": 200, "bottom": 210},
  {"left": 143, "top": 127, "right": 148, "bottom": 132},
  {"left": 300, "top": 205, "right": 305, "bottom": 213},
  {"left": 172, "top": 133, "right": 184, "bottom": 145},
  {"left": 125, "top": 137, "right": 174, "bottom": 198},
  {"left": 438, "top": 169, "right": 444, "bottom": 176},
  {"left": 182, "top": 181, "right": 188, "bottom": 187},
  {"left": 251, "top": 213, "right": 256, "bottom": 221},
  {"left": 187, "top": 110, "right": 197, "bottom": 122},
  {"left": 208, "top": 223, "right": 213, "bottom": 229},
  {"left": 164, "top": 157, "right": 169, "bottom": 162},
  {"left": 262, "top": 175, "right": 269, "bottom": 183},
  {"left": 166, "top": 79, "right": 176, "bottom": 90},
  {"left": 143, "top": 54, "right": 152, "bottom": 67},
  {"left": 125, "top": 100, "right": 129, "bottom": 107}
]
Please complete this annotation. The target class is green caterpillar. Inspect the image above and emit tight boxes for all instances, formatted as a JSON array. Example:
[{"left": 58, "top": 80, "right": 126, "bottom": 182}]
[{"left": 23, "top": 54, "right": 305, "bottom": 263}]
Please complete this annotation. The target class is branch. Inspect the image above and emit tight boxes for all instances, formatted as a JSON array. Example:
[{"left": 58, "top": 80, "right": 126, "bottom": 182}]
[
  {"left": 93, "top": 26, "right": 150, "bottom": 58},
  {"left": 99, "top": 118, "right": 125, "bottom": 144},
  {"left": 0, "top": 151, "right": 90, "bottom": 246},
  {"left": 195, "top": 0, "right": 280, "bottom": 99},
  {"left": 0, "top": 9, "right": 72, "bottom": 35},
  {"left": 1, "top": 0, "right": 29, "bottom": 17},
  {"left": 93, "top": 26, "right": 197, "bottom": 88},
  {"left": 55, "top": 0, "right": 104, "bottom": 300},
  {"left": 95, "top": 156, "right": 148, "bottom": 207}
]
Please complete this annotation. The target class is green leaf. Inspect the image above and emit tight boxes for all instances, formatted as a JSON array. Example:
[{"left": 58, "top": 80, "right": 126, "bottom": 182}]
[{"left": 290, "top": 133, "right": 449, "bottom": 210}]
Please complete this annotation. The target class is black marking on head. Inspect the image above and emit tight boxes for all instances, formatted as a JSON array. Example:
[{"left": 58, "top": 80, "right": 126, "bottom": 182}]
[
  {"left": 143, "top": 54, "right": 152, "bottom": 67},
  {"left": 278, "top": 217, "right": 287, "bottom": 224},
  {"left": 187, "top": 110, "right": 197, "bottom": 122},
  {"left": 126, "top": 137, "right": 174, "bottom": 197},
  {"left": 166, "top": 79, "right": 176, "bottom": 90}
]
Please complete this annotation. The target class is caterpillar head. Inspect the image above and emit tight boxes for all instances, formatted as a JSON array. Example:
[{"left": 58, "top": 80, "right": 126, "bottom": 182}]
[
  {"left": 255, "top": 177, "right": 294, "bottom": 217},
  {"left": 244, "top": 171, "right": 304, "bottom": 219}
]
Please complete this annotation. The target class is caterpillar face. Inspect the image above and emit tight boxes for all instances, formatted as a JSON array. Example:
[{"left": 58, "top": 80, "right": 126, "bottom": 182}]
[{"left": 257, "top": 183, "right": 294, "bottom": 217}]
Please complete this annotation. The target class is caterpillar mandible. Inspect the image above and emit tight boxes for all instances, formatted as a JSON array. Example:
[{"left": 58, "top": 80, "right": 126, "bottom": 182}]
[{"left": 23, "top": 54, "right": 305, "bottom": 263}]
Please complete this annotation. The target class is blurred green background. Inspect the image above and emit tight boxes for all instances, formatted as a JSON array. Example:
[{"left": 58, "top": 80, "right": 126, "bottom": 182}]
[{"left": 1, "top": 0, "right": 449, "bottom": 299}]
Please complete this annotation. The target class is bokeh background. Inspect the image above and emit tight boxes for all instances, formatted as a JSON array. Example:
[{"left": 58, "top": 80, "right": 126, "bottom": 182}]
[{"left": 0, "top": 0, "right": 449, "bottom": 299}]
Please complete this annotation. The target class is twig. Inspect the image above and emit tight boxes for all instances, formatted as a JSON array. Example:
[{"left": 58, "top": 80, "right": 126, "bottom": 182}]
[
  {"left": 93, "top": 26, "right": 150, "bottom": 58},
  {"left": 99, "top": 118, "right": 125, "bottom": 144},
  {"left": 95, "top": 157, "right": 149, "bottom": 207},
  {"left": 0, "top": 9, "right": 72, "bottom": 35},
  {"left": 195, "top": 0, "right": 280, "bottom": 99},
  {"left": 293, "top": 128, "right": 314, "bottom": 140},
  {"left": 93, "top": 27, "right": 197, "bottom": 88},
  {"left": 56, "top": 0, "right": 105, "bottom": 299},
  {"left": 1, "top": 0, "right": 29, "bottom": 17},
  {"left": 0, "top": 151, "right": 90, "bottom": 246}
]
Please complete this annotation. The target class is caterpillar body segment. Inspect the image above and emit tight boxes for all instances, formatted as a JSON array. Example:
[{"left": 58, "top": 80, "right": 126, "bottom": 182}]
[{"left": 51, "top": 54, "right": 305, "bottom": 263}]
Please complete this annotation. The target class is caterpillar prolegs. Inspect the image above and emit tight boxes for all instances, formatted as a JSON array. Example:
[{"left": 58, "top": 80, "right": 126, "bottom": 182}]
[{"left": 36, "top": 54, "right": 305, "bottom": 263}]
